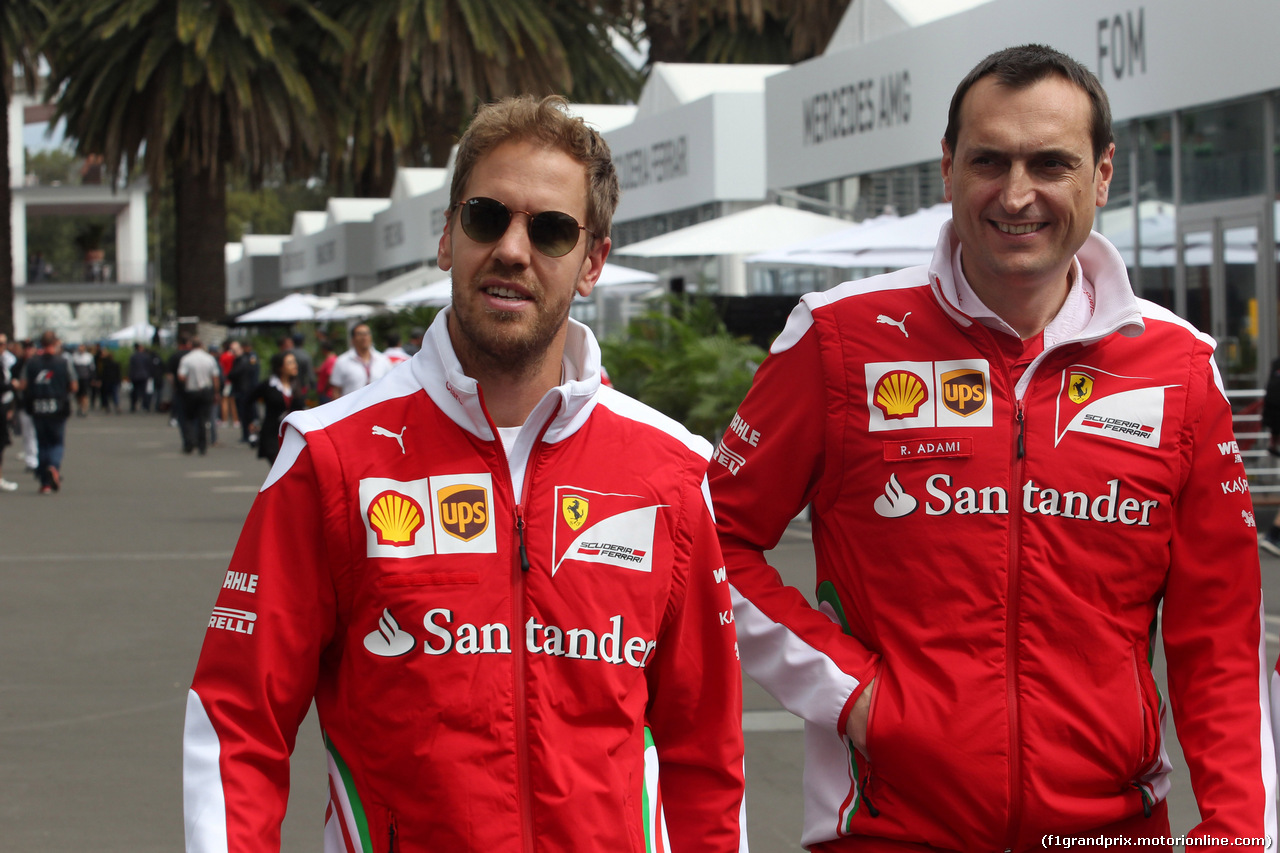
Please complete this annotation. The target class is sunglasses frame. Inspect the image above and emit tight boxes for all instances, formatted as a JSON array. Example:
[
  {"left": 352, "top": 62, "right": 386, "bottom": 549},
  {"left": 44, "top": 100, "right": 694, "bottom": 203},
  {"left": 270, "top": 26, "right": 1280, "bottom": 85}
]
[{"left": 455, "top": 196, "right": 596, "bottom": 258}]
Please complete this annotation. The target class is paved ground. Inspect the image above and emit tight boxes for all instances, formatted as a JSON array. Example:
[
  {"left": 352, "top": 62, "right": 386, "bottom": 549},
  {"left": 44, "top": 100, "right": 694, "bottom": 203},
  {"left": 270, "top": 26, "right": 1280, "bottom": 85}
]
[{"left": 2, "top": 412, "right": 1278, "bottom": 850}]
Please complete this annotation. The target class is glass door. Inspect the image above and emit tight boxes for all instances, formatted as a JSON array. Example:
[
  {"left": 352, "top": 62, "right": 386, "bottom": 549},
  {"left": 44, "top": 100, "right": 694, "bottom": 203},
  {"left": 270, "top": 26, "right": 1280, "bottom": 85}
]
[{"left": 1177, "top": 199, "right": 1273, "bottom": 389}]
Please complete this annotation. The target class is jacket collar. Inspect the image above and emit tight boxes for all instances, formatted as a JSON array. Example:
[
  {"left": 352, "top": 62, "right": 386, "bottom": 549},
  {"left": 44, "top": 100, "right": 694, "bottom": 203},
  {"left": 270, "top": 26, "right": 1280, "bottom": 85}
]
[
  {"left": 926, "top": 220, "right": 1145, "bottom": 345},
  {"left": 411, "top": 308, "right": 603, "bottom": 443}
]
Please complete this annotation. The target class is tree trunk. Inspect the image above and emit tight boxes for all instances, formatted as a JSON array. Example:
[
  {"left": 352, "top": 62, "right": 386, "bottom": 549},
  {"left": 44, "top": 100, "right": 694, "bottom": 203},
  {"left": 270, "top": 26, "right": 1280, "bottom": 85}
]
[
  {"left": 0, "top": 52, "right": 14, "bottom": 338},
  {"left": 172, "top": 154, "right": 228, "bottom": 330}
]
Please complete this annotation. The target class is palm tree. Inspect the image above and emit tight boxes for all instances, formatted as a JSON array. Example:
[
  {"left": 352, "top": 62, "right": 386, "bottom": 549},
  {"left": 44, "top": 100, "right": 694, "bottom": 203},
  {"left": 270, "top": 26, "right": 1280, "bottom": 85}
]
[
  {"left": 1, "top": 0, "right": 51, "bottom": 337},
  {"left": 323, "top": 0, "right": 642, "bottom": 198},
  {"left": 641, "top": 0, "right": 851, "bottom": 65},
  {"left": 44, "top": 0, "right": 346, "bottom": 328}
]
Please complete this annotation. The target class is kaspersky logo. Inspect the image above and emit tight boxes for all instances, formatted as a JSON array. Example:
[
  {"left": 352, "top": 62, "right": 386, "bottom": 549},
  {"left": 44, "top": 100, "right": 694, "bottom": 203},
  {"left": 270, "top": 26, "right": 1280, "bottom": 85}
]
[{"left": 364, "top": 608, "right": 416, "bottom": 657}]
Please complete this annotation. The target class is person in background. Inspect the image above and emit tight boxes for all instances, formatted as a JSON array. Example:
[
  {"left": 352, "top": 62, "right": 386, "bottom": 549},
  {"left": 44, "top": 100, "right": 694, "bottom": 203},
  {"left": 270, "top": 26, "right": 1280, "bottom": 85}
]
[
  {"left": 711, "top": 43, "right": 1276, "bottom": 850},
  {"left": 406, "top": 326, "right": 425, "bottom": 356},
  {"left": 248, "top": 351, "right": 305, "bottom": 465},
  {"left": 71, "top": 343, "right": 94, "bottom": 416},
  {"left": 176, "top": 338, "right": 220, "bottom": 456},
  {"left": 314, "top": 339, "right": 336, "bottom": 404},
  {"left": 23, "top": 330, "right": 77, "bottom": 494},
  {"left": 287, "top": 333, "right": 315, "bottom": 396},
  {"left": 328, "top": 322, "right": 391, "bottom": 397},
  {"left": 229, "top": 340, "right": 260, "bottom": 444},
  {"left": 381, "top": 330, "right": 410, "bottom": 365},
  {"left": 14, "top": 339, "right": 38, "bottom": 472},
  {"left": 218, "top": 341, "right": 238, "bottom": 428},
  {"left": 97, "top": 346, "right": 122, "bottom": 414},
  {"left": 128, "top": 342, "right": 153, "bottom": 413},
  {"left": 0, "top": 332, "right": 17, "bottom": 491},
  {"left": 1257, "top": 356, "right": 1280, "bottom": 557}
]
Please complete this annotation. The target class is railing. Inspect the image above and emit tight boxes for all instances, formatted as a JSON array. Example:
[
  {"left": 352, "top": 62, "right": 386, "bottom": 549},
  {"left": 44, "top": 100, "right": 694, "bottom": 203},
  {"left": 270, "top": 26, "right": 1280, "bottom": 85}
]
[{"left": 1228, "top": 388, "right": 1279, "bottom": 501}]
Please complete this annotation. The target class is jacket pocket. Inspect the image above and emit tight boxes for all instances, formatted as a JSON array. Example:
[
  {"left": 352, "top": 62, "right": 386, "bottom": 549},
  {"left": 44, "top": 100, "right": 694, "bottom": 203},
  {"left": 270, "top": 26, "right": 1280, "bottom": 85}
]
[
  {"left": 1129, "top": 647, "right": 1161, "bottom": 779},
  {"left": 363, "top": 801, "right": 398, "bottom": 853}
]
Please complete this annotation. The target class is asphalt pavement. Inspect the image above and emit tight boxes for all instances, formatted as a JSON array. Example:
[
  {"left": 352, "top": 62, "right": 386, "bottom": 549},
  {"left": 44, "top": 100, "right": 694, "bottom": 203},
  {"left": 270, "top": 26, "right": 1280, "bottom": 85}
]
[{"left": 2, "top": 411, "right": 1277, "bottom": 850}]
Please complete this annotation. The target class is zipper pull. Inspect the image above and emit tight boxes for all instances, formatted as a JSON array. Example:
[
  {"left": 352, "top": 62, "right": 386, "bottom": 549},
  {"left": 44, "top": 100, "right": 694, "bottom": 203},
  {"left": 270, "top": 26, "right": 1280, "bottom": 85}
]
[
  {"left": 516, "top": 508, "right": 530, "bottom": 572},
  {"left": 1016, "top": 404, "right": 1025, "bottom": 459},
  {"left": 388, "top": 815, "right": 398, "bottom": 853}
]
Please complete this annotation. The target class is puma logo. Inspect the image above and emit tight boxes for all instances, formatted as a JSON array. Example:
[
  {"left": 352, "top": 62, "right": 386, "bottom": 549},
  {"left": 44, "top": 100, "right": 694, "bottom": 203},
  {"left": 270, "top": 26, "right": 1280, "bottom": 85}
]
[
  {"left": 372, "top": 425, "right": 407, "bottom": 454},
  {"left": 876, "top": 312, "right": 911, "bottom": 337}
]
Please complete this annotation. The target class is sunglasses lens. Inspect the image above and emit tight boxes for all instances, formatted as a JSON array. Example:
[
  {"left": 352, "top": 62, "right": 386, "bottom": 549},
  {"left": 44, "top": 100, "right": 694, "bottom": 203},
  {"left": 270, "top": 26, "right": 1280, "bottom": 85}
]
[
  {"left": 460, "top": 198, "right": 511, "bottom": 244},
  {"left": 458, "top": 197, "right": 585, "bottom": 257},
  {"left": 529, "top": 211, "right": 582, "bottom": 258}
]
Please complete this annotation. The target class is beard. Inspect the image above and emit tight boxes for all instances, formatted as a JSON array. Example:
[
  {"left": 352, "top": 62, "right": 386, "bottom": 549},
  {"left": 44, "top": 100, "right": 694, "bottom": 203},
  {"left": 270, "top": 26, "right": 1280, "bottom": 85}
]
[{"left": 448, "top": 266, "right": 575, "bottom": 379}]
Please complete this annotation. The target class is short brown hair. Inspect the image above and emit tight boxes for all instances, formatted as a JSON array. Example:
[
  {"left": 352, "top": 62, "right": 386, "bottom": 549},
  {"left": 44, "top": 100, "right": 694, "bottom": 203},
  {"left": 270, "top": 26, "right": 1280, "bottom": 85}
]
[
  {"left": 449, "top": 95, "right": 620, "bottom": 242},
  {"left": 944, "top": 44, "right": 1113, "bottom": 165}
]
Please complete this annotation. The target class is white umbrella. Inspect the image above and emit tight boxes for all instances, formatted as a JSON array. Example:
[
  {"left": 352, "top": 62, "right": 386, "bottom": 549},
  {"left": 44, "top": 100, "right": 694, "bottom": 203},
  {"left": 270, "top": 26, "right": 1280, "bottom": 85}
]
[
  {"left": 595, "top": 263, "right": 658, "bottom": 287},
  {"left": 389, "top": 279, "right": 453, "bottom": 308},
  {"left": 108, "top": 322, "right": 159, "bottom": 342},
  {"left": 613, "top": 205, "right": 853, "bottom": 259},
  {"left": 236, "top": 293, "right": 336, "bottom": 324},
  {"left": 315, "top": 303, "right": 386, "bottom": 322}
]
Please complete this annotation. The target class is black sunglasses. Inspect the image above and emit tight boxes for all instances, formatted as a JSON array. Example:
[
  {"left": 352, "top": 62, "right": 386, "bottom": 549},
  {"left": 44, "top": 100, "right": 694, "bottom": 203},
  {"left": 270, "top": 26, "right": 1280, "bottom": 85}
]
[{"left": 457, "top": 196, "right": 595, "bottom": 258}]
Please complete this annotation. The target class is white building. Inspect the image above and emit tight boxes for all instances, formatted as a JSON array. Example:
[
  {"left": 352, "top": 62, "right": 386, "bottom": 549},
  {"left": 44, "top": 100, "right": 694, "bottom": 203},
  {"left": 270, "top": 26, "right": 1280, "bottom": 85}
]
[{"left": 8, "top": 94, "right": 150, "bottom": 343}]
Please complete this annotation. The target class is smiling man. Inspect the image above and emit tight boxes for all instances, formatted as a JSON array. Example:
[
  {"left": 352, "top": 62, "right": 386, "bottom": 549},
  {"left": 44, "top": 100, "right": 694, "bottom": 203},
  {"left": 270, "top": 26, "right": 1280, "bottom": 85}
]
[
  {"left": 711, "top": 44, "right": 1276, "bottom": 851},
  {"left": 184, "top": 95, "right": 746, "bottom": 852}
]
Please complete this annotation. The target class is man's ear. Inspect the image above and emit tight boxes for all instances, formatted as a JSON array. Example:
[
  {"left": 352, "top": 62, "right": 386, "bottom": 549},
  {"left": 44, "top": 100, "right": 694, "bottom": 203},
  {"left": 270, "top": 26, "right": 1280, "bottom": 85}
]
[{"left": 577, "top": 236, "right": 611, "bottom": 299}]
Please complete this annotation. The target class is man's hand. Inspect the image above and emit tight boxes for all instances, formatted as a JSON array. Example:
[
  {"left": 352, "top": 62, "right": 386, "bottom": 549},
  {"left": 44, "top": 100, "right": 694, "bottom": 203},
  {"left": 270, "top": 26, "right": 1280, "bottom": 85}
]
[{"left": 845, "top": 677, "right": 875, "bottom": 754}]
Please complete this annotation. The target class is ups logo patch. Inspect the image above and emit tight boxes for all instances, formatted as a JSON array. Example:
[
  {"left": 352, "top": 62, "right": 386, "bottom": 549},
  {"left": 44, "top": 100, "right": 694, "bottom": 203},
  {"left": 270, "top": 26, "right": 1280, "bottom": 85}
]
[
  {"left": 437, "top": 484, "right": 489, "bottom": 542},
  {"left": 940, "top": 369, "right": 987, "bottom": 418}
]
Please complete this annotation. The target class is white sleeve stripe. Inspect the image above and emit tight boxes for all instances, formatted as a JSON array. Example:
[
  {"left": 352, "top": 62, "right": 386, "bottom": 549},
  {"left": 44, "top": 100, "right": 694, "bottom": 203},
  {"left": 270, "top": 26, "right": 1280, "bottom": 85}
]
[
  {"left": 1257, "top": 600, "right": 1278, "bottom": 835},
  {"left": 729, "top": 584, "right": 860, "bottom": 730},
  {"left": 183, "top": 689, "right": 227, "bottom": 853}
]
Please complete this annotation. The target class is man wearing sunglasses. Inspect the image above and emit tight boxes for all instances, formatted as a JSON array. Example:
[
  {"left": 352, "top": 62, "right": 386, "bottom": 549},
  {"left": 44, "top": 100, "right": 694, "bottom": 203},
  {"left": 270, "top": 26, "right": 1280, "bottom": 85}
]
[{"left": 185, "top": 95, "right": 746, "bottom": 852}]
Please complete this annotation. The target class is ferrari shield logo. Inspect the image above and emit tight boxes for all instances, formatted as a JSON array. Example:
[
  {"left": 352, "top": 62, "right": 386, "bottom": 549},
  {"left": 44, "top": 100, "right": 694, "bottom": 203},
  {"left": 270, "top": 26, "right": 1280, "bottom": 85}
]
[
  {"left": 1068, "top": 372, "right": 1094, "bottom": 404},
  {"left": 562, "top": 496, "right": 589, "bottom": 531}
]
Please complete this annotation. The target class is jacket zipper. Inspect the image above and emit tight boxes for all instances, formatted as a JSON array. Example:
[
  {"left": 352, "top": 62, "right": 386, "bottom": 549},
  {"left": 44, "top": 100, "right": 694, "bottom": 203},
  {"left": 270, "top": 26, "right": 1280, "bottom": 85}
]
[
  {"left": 1004, "top": 397, "right": 1027, "bottom": 851},
  {"left": 486, "top": 397, "right": 560, "bottom": 853},
  {"left": 387, "top": 815, "right": 398, "bottom": 853}
]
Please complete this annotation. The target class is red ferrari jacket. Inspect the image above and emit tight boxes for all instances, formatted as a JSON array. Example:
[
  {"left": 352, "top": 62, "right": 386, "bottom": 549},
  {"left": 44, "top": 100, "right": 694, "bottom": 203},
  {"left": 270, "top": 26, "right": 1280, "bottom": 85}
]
[
  {"left": 711, "top": 224, "right": 1276, "bottom": 850},
  {"left": 184, "top": 313, "right": 746, "bottom": 852}
]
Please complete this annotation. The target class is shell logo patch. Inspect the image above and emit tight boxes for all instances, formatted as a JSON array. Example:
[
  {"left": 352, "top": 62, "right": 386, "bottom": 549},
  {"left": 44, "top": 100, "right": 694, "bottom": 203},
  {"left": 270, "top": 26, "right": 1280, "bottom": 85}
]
[
  {"left": 552, "top": 486, "right": 663, "bottom": 577},
  {"left": 562, "top": 495, "right": 589, "bottom": 531},
  {"left": 367, "top": 490, "right": 426, "bottom": 546},
  {"left": 437, "top": 484, "right": 489, "bottom": 542},
  {"left": 359, "top": 474, "right": 497, "bottom": 558},
  {"left": 874, "top": 370, "right": 928, "bottom": 419}
]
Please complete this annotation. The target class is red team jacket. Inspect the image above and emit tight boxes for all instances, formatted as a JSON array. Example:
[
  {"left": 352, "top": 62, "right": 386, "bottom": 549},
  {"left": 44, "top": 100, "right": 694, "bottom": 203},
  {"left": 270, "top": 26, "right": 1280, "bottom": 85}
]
[
  {"left": 711, "top": 224, "right": 1277, "bottom": 850},
  {"left": 184, "top": 315, "right": 746, "bottom": 852}
]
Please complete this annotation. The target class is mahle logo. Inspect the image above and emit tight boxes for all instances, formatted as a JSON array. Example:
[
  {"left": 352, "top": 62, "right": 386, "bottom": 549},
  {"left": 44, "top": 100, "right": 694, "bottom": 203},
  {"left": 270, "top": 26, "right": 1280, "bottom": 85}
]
[
  {"left": 562, "top": 495, "right": 589, "bottom": 531},
  {"left": 940, "top": 369, "right": 987, "bottom": 418},
  {"left": 437, "top": 483, "right": 489, "bottom": 541}
]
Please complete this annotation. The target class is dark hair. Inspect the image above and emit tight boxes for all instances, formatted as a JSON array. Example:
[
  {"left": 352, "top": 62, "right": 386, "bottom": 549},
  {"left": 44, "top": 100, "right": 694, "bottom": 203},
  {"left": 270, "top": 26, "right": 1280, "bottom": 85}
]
[
  {"left": 270, "top": 350, "right": 294, "bottom": 378},
  {"left": 449, "top": 94, "right": 620, "bottom": 242},
  {"left": 944, "top": 44, "right": 1113, "bottom": 164}
]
